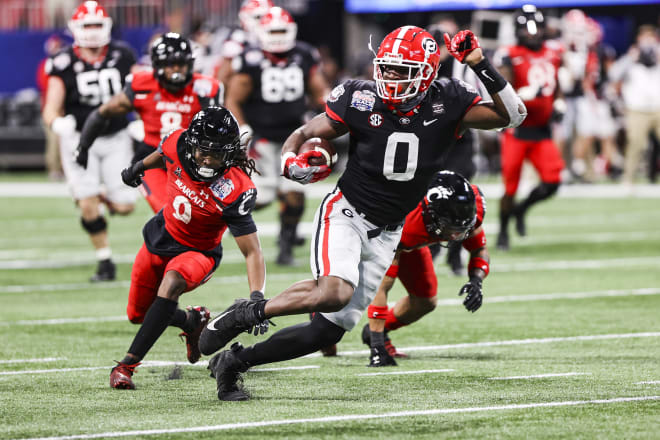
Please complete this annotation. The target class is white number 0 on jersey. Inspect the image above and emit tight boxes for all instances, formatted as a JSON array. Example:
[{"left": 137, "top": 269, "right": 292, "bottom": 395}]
[{"left": 383, "top": 132, "right": 419, "bottom": 181}]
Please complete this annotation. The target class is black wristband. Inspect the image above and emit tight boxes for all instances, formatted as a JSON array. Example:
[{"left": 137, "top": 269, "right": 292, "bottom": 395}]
[
  {"left": 132, "top": 160, "right": 145, "bottom": 175},
  {"left": 471, "top": 58, "right": 507, "bottom": 95},
  {"left": 79, "top": 109, "right": 110, "bottom": 151}
]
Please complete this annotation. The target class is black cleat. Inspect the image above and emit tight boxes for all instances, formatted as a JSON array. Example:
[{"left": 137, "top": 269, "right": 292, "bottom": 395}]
[
  {"left": 199, "top": 299, "right": 263, "bottom": 355},
  {"left": 179, "top": 306, "right": 211, "bottom": 364},
  {"left": 513, "top": 205, "right": 527, "bottom": 237},
  {"left": 496, "top": 232, "right": 510, "bottom": 251},
  {"left": 209, "top": 342, "right": 250, "bottom": 401},
  {"left": 90, "top": 259, "right": 116, "bottom": 282},
  {"left": 361, "top": 324, "right": 407, "bottom": 358},
  {"left": 368, "top": 345, "right": 397, "bottom": 367}
]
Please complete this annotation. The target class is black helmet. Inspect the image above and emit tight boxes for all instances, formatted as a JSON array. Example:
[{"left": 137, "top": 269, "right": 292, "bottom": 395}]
[
  {"left": 515, "top": 4, "right": 545, "bottom": 51},
  {"left": 150, "top": 32, "right": 194, "bottom": 92},
  {"left": 183, "top": 107, "right": 241, "bottom": 182},
  {"left": 422, "top": 171, "right": 477, "bottom": 241}
]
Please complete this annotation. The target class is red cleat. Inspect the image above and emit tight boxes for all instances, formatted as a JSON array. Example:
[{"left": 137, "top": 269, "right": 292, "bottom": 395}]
[
  {"left": 385, "top": 339, "right": 408, "bottom": 358},
  {"left": 110, "top": 361, "right": 140, "bottom": 389},
  {"left": 180, "top": 306, "right": 211, "bottom": 364}
]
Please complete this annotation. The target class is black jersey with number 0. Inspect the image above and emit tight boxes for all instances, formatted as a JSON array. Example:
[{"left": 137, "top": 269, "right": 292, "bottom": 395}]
[
  {"left": 234, "top": 41, "right": 320, "bottom": 142},
  {"left": 45, "top": 41, "right": 136, "bottom": 135},
  {"left": 325, "top": 78, "right": 481, "bottom": 226}
]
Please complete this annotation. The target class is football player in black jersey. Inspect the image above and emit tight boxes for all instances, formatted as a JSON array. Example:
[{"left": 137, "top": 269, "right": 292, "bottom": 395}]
[
  {"left": 225, "top": 6, "right": 329, "bottom": 266},
  {"left": 200, "top": 26, "right": 527, "bottom": 401},
  {"left": 42, "top": 1, "right": 137, "bottom": 282}
]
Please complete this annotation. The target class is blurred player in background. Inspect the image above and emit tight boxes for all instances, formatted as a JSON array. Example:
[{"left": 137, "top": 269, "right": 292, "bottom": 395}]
[
  {"left": 42, "top": 1, "right": 137, "bottom": 282},
  {"left": 225, "top": 6, "right": 329, "bottom": 265},
  {"left": 109, "top": 107, "right": 265, "bottom": 390},
  {"left": 362, "top": 171, "right": 489, "bottom": 366},
  {"left": 75, "top": 32, "right": 224, "bottom": 213},
  {"left": 494, "top": 4, "right": 565, "bottom": 251},
  {"left": 199, "top": 26, "right": 526, "bottom": 401},
  {"left": 215, "top": 0, "right": 273, "bottom": 86}
]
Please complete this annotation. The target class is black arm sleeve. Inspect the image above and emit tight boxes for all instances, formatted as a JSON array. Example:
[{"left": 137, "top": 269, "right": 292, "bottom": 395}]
[
  {"left": 79, "top": 109, "right": 110, "bottom": 151},
  {"left": 226, "top": 213, "right": 257, "bottom": 237}
]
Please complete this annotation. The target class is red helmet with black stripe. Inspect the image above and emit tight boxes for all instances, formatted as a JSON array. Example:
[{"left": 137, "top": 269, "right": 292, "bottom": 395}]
[{"left": 373, "top": 26, "right": 440, "bottom": 104}]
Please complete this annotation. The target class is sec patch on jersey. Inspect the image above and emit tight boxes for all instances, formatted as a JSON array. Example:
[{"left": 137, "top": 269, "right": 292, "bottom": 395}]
[{"left": 299, "top": 138, "right": 338, "bottom": 167}]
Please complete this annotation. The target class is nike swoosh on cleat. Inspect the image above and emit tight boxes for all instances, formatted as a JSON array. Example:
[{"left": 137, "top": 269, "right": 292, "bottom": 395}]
[
  {"left": 206, "top": 310, "right": 232, "bottom": 330},
  {"left": 423, "top": 119, "right": 438, "bottom": 126}
]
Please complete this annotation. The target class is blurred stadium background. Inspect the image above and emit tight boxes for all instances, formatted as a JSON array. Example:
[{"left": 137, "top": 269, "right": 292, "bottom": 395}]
[{"left": 0, "top": 0, "right": 659, "bottom": 179}]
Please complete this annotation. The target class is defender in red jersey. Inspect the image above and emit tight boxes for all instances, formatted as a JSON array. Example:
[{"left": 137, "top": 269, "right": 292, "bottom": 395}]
[
  {"left": 361, "top": 171, "right": 489, "bottom": 366},
  {"left": 108, "top": 107, "right": 265, "bottom": 390},
  {"left": 493, "top": 5, "right": 566, "bottom": 250},
  {"left": 76, "top": 33, "right": 224, "bottom": 213}
]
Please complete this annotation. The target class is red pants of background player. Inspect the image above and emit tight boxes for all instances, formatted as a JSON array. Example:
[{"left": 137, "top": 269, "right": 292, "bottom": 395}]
[
  {"left": 126, "top": 243, "right": 216, "bottom": 323},
  {"left": 500, "top": 131, "right": 564, "bottom": 196},
  {"left": 396, "top": 247, "right": 437, "bottom": 298},
  {"left": 139, "top": 168, "right": 168, "bottom": 213}
]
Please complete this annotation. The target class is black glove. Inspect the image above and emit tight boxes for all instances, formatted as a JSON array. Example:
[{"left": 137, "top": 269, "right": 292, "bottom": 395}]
[
  {"left": 247, "top": 290, "right": 275, "bottom": 336},
  {"left": 74, "top": 145, "right": 89, "bottom": 169},
  {"left": 458, "top": 276, "right": 483, "bottom": 312},
  {"left": 121, "top": 161, "right": 145, "bottom": 187}
]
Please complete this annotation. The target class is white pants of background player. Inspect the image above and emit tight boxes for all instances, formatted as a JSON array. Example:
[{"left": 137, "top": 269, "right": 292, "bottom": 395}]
[
  {"left": 250, "top": 138, "right": 307, "bottom": 205},
  {"left": 311, "top": 187, "right": 403, "bottom": 331},
  {"left": 58, "top": 129, "right": 137, "bottom": 204}
]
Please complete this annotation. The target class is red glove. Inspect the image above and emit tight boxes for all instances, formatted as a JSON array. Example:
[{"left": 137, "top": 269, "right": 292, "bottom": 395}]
[
  {"left": 443, "top": 30, "right": 481, "bottom": 63},
  {"left": 281, "top": 151, "right": 331, "bottom": 184}
]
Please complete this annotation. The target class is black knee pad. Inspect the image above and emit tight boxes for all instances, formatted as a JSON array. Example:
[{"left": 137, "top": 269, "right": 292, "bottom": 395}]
[
  {"left": 310, "top": 313, "right": 345, "bottom": 347},
  {"left": 81, "top": 216, "right": 107, "bottom": 234}
]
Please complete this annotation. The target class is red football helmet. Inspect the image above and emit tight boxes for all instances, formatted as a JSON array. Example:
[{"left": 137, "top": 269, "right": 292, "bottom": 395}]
[
  {"left": 68, "top": 1, "right": 112, "bottom": 48},
  {"left": 238, "top": 0, "right": 274, "bottom": 36},
  {"left": 257, "top": 7, "right": 297, "bottom": 54},
  {"left": 373, "top": 26, "right": 440, "bottom": 105}
]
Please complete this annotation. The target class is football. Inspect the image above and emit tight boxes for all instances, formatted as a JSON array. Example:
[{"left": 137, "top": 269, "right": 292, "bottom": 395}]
[{"left": 298, "top": 137, "right": 337, "bottom": 167}]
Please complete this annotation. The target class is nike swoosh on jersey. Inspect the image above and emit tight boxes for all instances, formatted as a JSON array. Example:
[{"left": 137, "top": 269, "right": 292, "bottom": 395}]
[
  {"left": 423, "top": 119, "right": 438, "bottom": 126},
  {"left": 206, "top": 310, "right": 232, "bottom": 330}
]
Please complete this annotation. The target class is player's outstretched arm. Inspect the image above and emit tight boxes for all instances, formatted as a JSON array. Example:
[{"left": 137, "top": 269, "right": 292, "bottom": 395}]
[
  {"left": 75, "top": 92, "right": 133, "bottom": 168},
  {"left": 444, "top": 30, "right": 527, "bottom": 131},
  {"left": 459, "top": 225, "right": 490, "bottom": 312},
  {"left": 234, "top": 231, "right": 266, "bottom": 300}
]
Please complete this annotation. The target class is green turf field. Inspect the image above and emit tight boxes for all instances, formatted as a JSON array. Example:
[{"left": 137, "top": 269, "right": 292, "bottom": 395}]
[{"left": 1, "top": 180, "right": 659, "bottom": 440}]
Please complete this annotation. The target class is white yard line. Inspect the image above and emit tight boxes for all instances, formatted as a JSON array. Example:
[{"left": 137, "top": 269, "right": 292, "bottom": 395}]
[
  {"left": 2, "top": 333, "right": 658, "bottom": 374},
  {"left": 3, "top": 182, "right": 659, "bottom": 198},
  {"left": 304, "top": 332, "right": 660, "bottom": 358},
  {"left": 11, "top": 396, "right": 660, "bottom": 440},
  {"left": 635, "top": 381, "right": 660, "bottom": 385},
  {"left": 0, "top": 357, "right": 65, "bottom": 364},
  {"left": 357, "top": 369, "right": 454, "bottom": 377},
  {"left": 2, "top": 287, "right": 658, "bottom": 326},
  {"left": 488, "top": 372, "right": 591, "bottom": 380},
  {"left": 0, "top": 361, "right": 319, "bottom": 376}
]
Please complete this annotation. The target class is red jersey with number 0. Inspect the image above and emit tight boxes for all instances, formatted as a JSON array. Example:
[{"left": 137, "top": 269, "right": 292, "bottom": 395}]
[
  {"left": 158, "top": 129, "right": 256, "bottom": 251},
  {"left": 127, "top": 71, "right": 223, "bottom": 148}
]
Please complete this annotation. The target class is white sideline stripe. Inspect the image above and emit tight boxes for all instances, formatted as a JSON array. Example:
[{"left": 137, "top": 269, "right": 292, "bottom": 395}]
[
  {"left": 0, "top": 362, "right": 320, "bottom": 376},
  {"left": 357, "top": 369, "right": 454, "bottom": 377},
  {"left": 304, "top": 332, "right": 660, "bottom": 358},
  {"left": 2, "top": 288, "right": 659, "bottom": 326},
  {"left": 0, "top": 357, "right": 65, "bottom": 364},
  {"left": 488, "top": 372, "right": 591, "bottom": 380},
  {"left": 636, "top": 381, "right": 660, "bottom": 385},
  {"left": 3, "top": 182, "right": 660, "bottom": 198},
  {"left": 12, "top": 396, "right": 660, "bottom": 440}
]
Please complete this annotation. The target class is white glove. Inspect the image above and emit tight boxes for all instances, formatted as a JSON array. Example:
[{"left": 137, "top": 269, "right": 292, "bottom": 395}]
[{"left": 51, "top": 115, "right": 77, "bottom": 137}]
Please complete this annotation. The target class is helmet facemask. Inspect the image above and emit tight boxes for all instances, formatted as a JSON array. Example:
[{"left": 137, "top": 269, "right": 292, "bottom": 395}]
[
  {"left": 68, "top": 1, "right": 112, "bottom": 48},
  {"left": 373, "top": 56, "right": 434, "bottom": 104},
  {"left": 151, "top": 33, "right": 194, "bottom": 93},
  {"left": 257, "top": 7, "right": 297, "bottom": 53}
]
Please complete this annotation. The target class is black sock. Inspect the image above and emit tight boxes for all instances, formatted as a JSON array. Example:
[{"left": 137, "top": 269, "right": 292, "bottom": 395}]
[
  {"left": 519, "top": 183, "right": 559, "bottom": 212},
  {"left": 169, "top": 308, "right": 189, "bottom": 331},
  {"left": 370, "top": 331, "right": 385, "bottom": 348},
  {"left": 237, "top": 314, "right": 345, "bottom": 366},
  {"left": 126, "top": 297, "right": 178, "bottom": 361}
]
